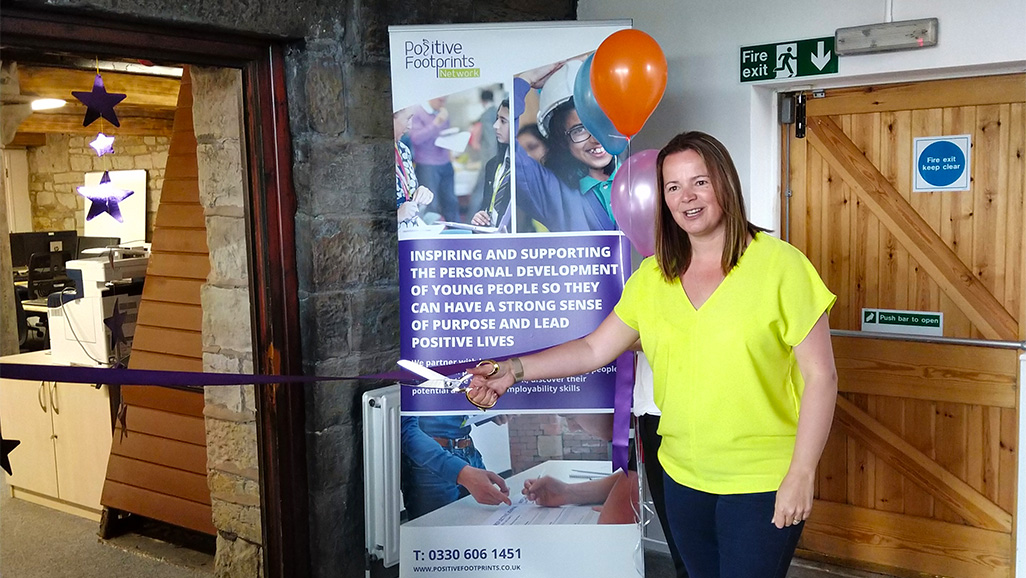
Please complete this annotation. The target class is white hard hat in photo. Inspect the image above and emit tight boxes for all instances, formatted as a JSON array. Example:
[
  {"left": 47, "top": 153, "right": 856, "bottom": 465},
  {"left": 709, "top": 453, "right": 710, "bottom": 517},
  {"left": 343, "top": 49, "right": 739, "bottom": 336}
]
[{"left": 536, "top": 59, "right": 582, "bottom": 138}]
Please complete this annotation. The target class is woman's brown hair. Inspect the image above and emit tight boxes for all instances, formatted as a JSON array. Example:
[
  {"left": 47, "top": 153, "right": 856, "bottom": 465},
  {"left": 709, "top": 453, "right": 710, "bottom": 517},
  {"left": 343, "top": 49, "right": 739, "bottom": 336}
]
[{"left": 654, "top": 131, "right": 767, "bottom": 280}]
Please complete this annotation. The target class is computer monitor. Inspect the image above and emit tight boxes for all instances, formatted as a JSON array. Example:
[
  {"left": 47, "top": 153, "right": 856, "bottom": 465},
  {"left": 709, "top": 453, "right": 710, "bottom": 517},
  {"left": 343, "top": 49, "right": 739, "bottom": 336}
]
[
  {"left": 77, "top": 236, "right": 121, "bottom": 258},
  {"left": 9, "top": 230, "right": 78, "bottom": 269}
]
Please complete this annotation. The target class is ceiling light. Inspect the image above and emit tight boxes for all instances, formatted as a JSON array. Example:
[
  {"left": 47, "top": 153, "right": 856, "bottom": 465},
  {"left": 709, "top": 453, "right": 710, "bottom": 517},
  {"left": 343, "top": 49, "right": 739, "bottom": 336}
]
[
  {"left": 31, "top": 98, "right": 66, "bottom": 111},
  {"left": 835, "top": 18, "right": 938, "bottom": 56}
]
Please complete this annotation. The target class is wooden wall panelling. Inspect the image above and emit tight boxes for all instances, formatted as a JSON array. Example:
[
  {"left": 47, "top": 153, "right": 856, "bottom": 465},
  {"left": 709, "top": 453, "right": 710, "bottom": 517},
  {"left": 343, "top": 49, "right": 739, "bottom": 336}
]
[
  {"left": 102, "top": 482, "right": 215, "bottom": 534},
  {"left": 105, "top": 455, "right": 210, "bottom": 504},
  {"left": 120, "top": 385, "right": 205, "bottom": 415},
  {"left": 124, "top": 351, "right": 203, "bottom": 373},
  {"left": 101, "top": 66, "right": 214, "bottom": 535}
]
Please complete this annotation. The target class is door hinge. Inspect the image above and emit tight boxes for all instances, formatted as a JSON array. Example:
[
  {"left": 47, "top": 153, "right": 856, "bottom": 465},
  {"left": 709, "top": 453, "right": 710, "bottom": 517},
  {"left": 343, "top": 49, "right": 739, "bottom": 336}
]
[{"left": 794, "top": 92, "right": 807, "bottom": 139}]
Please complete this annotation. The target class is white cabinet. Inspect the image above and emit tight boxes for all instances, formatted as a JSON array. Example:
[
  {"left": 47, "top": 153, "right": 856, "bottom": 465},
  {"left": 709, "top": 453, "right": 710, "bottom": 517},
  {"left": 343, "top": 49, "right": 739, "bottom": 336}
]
[{"left": 0, "top": 350, "right": 113, "bottom": 520}]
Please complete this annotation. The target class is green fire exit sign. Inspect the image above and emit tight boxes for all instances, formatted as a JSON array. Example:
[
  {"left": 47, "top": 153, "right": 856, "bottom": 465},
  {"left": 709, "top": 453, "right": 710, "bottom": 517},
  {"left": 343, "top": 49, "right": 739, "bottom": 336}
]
[{"left": 740, "top": 37, "right": 837, "bottom": 82}]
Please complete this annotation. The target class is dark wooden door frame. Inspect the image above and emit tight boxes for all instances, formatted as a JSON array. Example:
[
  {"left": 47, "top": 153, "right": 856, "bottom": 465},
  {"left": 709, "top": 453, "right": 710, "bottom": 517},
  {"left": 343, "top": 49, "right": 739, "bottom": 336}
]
[{"left": 0, "top": 5, "right": 308, "bottom": 577}]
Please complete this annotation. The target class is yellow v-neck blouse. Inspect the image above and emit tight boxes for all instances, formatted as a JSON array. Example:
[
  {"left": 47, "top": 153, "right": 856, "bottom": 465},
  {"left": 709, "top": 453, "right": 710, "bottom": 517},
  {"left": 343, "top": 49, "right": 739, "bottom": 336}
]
[{"left": 615, "top": 233, "right": 835, "bottom": 494}]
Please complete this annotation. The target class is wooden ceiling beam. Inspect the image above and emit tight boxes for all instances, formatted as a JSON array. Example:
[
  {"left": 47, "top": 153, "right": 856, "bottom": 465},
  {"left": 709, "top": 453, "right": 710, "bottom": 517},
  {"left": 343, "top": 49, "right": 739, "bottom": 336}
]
[
  {"left": 16, "top": 65, "right": 181, "bottom": 108},
  {"left": 16, "top": 104, "right": 174, "bottom": 136}
]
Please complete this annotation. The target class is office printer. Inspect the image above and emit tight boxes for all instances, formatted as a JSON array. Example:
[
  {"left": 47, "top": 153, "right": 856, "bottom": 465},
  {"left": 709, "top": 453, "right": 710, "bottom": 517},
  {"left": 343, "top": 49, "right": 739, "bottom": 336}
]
[{"left": 49, "top": 246, "right": 148, "bottom": 367}]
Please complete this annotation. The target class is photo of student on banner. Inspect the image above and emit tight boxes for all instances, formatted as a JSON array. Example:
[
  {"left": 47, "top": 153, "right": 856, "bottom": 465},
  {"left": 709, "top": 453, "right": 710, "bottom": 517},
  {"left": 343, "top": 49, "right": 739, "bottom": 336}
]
[
  {"left": 397, "top": 84, "right": 510, "bottom": 235},
  {"left": 520, "top": 413, "right": 639, "bottom": 525},
  {"left": 401, "top": 411, "right": 636, "bottom": 527},
  {"left": 467, "top": 131, "right": 838, "bottom": 577},
  {"left": 470, "top": 98, "right": 512, "bottom": 231},
  {"left": 400, "top": 414, "right": 512, "bottom": 521},
  {"left": 395, "top": 105, "right": 435, "bottom": 230},
  {"left": 512, "top": 57, "right": 620, "bottom": 233}
]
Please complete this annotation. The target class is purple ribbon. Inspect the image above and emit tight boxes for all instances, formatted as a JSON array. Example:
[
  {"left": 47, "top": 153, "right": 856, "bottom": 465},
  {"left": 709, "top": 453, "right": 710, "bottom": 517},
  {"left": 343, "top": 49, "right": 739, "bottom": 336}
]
[
  {"left": 2, "top": 348, "right": 636, "bottom": 473},
  {"left": 612, "top": 352, "right": 635, "bottom": 475},
  {"left": 0, "top": 363, "right": 407, "bottom": 387}
]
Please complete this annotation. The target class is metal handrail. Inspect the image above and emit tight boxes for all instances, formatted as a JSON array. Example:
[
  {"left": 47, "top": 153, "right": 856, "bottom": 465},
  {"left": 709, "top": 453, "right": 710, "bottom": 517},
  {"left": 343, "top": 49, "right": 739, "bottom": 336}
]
[{"left": 831, "top": 329, "right": 1026, "bottom": 351}]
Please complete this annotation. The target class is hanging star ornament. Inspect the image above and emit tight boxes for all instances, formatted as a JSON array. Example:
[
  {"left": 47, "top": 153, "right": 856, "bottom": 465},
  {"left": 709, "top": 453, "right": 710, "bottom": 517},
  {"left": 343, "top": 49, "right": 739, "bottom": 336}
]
[
  {"left": 104, "top": 298, "right": 128, "bottom": 351},
  {"left": 77, "top": 171, "right": 134, "bottom": 222},
  {"left": 72, "top": 73, "right": 127, "bottom": 127},
  {"left": 0, "top": 431, "right": 19, "bottom": 476},
  {"left": 89, "top": 132, "right": 115, "bottom": 156}
]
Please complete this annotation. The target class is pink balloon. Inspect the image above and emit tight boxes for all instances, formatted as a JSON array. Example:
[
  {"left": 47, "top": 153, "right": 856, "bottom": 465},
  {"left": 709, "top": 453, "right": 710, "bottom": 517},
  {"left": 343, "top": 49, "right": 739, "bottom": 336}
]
[{"left": 611, "top": 149, "right": 659, "bottom": 257}]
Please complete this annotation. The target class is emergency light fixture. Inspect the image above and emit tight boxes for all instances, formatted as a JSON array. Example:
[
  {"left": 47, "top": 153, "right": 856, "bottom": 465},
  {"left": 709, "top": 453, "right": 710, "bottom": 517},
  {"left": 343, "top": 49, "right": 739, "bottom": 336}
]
[{"left": 835, "top": 18, "right": 938, "bottom": 56}]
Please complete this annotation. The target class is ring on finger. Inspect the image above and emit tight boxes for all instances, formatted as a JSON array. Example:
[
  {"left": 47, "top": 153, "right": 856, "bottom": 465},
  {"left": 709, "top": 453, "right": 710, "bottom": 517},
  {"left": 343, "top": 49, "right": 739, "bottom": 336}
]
[{"left": 477, "top": 359, "right": 500, "bottom": 377}]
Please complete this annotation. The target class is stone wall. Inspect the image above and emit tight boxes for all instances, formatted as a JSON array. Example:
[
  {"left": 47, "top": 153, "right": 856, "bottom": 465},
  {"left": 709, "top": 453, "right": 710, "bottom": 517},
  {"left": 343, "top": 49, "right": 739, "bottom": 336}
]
[
  {"left": 508, "top": 414, "right": 610, "bottom": 474},
  {"left": 26, "top": 133, "right": 168, "bottom": 237},
  {"left": 191, "top": 66, "right": 262, "bottom": 578}
]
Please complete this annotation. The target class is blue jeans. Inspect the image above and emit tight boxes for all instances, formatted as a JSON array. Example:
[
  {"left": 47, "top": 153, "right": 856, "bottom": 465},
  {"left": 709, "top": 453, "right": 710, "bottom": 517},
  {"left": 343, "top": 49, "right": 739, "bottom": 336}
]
[
  {"left": 663, "top": 474, "right": 803, "bottom": 578},
  {"left": 415, "top": 162, "right": 457, "bottom": 223},
  {"left": 401, "top": 445, "right": 485, "bottom": 520}
]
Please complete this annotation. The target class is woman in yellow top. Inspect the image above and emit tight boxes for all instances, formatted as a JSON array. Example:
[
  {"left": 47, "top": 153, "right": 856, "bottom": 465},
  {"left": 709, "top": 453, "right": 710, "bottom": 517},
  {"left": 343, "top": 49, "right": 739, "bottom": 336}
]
[{"left": 468, "top": 131, "right": 838, "bottom": 577}]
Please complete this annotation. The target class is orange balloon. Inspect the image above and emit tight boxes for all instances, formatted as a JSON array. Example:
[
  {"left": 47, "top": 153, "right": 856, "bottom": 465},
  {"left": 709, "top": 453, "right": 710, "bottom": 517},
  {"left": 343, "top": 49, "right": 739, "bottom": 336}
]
[{"left": 590, "top": 29, "right": 667, "bottom": 138}]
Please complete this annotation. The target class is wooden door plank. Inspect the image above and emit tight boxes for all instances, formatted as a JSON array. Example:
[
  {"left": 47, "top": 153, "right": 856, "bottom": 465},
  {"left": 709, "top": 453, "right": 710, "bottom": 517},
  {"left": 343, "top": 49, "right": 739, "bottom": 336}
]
[
  {"left": 998, "top": 408, "right": 1017, "bottom": 513},
  {"left": 806, "top": 74, "right": 1026, "bottom": 116},
  {"left": 934, "top": 401, "right": 969, "bottom": 524},
  {"left": 802, "top": 500, "right": 1011, "bottom": 578},
  {"left": 1006, "top": 103, "right": 1025, "bottom": 332},
  {"left": 877, "top": 110, "right": 910, "bottom": 310},
  {"left": 817, "top": 426, "right": 848, "bottom": 503},
  {"left": 941, "top": 106, "right": 977, "bottom": 338},
  {"left": 834, "top": 397, "right": 1011, "bottom": 532},
  {"left": 972, "top": 105, "right": 1007, "bottom": 337},
  {"left": 808, "top": 115, "right": 1018, "bottom": 340},
  {"left": 845, "top": 394, "right": 875, "bottom": 509},
  {"left": 903, "top": 397, "right": 935, "bottom": 518},
  {"left": 832, "top": 336, "right": 1017, "bottom": 407},
  {"left": 872, "top": 395, "right": 904, "bottom": 514}
]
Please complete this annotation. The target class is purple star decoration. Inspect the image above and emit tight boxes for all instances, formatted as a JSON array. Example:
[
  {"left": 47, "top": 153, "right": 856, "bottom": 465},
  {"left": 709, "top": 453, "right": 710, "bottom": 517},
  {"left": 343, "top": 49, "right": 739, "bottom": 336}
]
[
  {"left": 72, "top": 74, "right": 127, "bottom": 128},
  {"left": 77, "top": 171, "right": 134, "bottom": 222},
  {"left": 89, "top": 133, "right": 115, "bottom": 156},
  {"left": 104, "top": 298, "right": 128, "bottom": 352}
]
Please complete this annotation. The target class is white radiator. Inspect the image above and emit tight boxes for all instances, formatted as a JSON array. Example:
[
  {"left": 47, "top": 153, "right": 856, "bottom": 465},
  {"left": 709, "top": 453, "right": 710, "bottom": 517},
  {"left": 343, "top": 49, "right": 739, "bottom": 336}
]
[{"left": 363, "top": 384, "right": 401, "bottom": 568}]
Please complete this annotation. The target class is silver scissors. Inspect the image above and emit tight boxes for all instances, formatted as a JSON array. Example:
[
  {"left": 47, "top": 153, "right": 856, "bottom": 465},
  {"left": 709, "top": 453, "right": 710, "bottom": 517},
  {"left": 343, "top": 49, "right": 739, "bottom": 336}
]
[{"left": 397, "top": 359, "right": 496, "bottom": 410}]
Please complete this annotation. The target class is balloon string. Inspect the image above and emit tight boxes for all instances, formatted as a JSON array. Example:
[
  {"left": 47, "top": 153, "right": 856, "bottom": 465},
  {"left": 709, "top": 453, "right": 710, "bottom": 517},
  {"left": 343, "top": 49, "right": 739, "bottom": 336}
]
[{"left": 625, "top": 137, "right": 633, "bottom": 243}]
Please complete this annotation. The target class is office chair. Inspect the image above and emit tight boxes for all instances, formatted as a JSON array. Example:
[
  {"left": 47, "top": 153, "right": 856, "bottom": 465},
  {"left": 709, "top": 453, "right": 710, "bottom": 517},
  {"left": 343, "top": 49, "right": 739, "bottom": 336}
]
[
  {"left": 13, "top": 284, "right": 46, "bottom": 352},
  {"left": 14, "top": 284, "right": 27, "bottom": 347},
  {"left": 26, "top": 250, "right": 72, "bottom": 300}
]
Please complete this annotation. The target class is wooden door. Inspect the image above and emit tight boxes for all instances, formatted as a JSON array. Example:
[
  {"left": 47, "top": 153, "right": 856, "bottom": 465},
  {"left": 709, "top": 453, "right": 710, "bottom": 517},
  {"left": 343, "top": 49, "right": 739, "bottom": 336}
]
[{"left": 784, "top": 74, "right": 1026, "bottom": 578}]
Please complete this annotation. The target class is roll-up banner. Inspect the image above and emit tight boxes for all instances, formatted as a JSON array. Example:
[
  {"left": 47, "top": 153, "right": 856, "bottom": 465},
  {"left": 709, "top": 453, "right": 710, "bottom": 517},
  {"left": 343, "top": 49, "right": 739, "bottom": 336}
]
[{"left": 390, "top": 21, "right": 642, "bottom": 578}]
